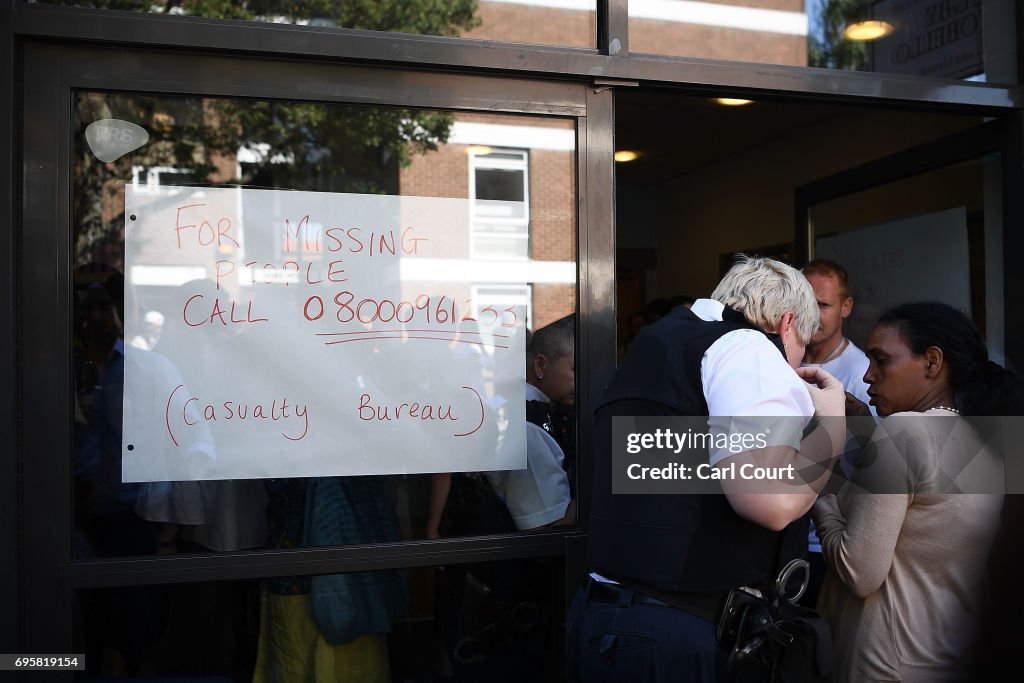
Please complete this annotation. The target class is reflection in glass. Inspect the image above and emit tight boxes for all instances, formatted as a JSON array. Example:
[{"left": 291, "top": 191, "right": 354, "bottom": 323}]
[
  {"left": 810, "top": 157, "right": 989, "bottom": 350},
  {"left": 23, "top": 0, "right": 1011, "bottom": 78},
  {"left": 72, "top": 92, "right": 577, "bottom": 560},
  {"left": 41, "top": 0, "right": 479, "bottom": 33},
  {"left": 76, "top": 555, "right": 565, "bottom": 680},
  {"left": 471, "top": 149, "right": 530, "bottom": 259},
  {"left": 31, "top": 0, "right": 597, "bottom": 49},
  {"left": 430, "top": 313, "right": 576, "bottom": 537},
  {"left": 625, "top": 0, "right": 1003, "bottom": 82},
  {"left": 809, "top": 0, "right": 985, "bottom": 79}
]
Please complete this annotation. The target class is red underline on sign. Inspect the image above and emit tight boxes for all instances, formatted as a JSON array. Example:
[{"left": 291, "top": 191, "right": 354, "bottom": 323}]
[
  {"left": 322, "top": 335, "right": 509, "bottom": 349},
  {"left": 316, "top": 328, "right": 510, "bottom": 339}
]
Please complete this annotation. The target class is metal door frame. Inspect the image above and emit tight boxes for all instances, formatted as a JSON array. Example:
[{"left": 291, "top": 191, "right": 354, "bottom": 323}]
[
  {"left": 4, "top": 0, "right": 1022, "bottom": 660},
  {"left": 16, "top": 40, "right": 614, "bottom": 655}
]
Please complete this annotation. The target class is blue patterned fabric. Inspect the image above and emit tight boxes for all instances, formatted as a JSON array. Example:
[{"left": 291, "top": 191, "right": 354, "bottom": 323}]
[{"left": 303, "top": 477, "right": 409, "bottom": 645}]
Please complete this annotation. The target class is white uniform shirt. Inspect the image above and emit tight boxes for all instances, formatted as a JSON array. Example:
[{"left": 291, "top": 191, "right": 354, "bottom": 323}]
[
  {"left": 691, "top": 298, "right": 814, "bottom": 465},
  {"left": 592, "top": 300, "right": 814, "bottom": 587},
  {"left": 486, "top": 383, "right": 571, "bottom": 530}
]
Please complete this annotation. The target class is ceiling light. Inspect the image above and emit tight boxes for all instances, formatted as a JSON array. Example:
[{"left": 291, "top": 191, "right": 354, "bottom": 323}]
[
  {"left": 614, "top": 150, "right": 639, "bottom": 163},
  {"left": 843, "top": 20, "right": 894, "bottom": 41},
  {"left": 715, "top": 98, "right": 753, "bottom": 106}
]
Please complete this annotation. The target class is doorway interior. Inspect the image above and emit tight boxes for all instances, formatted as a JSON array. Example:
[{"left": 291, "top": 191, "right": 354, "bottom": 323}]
[{"left": 613, "top": 89, "right": 999, "bottom": 360}]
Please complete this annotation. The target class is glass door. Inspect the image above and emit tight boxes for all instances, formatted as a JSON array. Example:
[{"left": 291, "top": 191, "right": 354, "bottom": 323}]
[
  {"left": 19, "top": 41, "right": 607, "bottom": 681},
  {"left": 795, "top": 119, "right": 1019, "bottom": 368}
]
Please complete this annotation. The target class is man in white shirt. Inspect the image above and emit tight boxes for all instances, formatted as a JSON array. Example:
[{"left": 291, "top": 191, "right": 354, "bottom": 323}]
[
  {"left": 488, "top": 314, "right": 574, "bottom": 530},
  {"left": 801, "top": 259, "right": 872, "bottom": 413}
]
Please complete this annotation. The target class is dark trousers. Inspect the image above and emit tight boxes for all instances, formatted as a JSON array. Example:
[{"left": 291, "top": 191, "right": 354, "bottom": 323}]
[{"left": 565, "top": 582, "right": 728, "bottom": 682}]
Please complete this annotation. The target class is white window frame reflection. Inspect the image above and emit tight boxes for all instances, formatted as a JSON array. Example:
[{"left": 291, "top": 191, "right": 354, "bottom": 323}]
[
  {"left": 469, "top": 148, "right": 530, "bottom": 260},
  {"left": 131, "top": 165, "right": 196, "bottom": 194}
]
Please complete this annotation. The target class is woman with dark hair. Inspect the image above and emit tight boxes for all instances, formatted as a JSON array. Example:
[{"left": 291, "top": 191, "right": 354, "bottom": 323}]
[
  {"left": 867, "top": 302, "right": 1024, "bottom": 417},
  {"left": 812, "top": 302, "right": 1018, "bottom": 682}
]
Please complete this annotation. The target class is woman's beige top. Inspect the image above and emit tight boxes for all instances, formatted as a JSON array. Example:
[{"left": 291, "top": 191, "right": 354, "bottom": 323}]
[{"left": 812, "top": 409, "right": 1004, "bottom": 683}]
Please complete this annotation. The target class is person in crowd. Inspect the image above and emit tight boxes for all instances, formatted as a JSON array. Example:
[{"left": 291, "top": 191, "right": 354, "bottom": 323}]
[
  {"left": 144, "top": 278, "right": 265, "bottom": 553},
  {"left": 567, "top": 255, "right": 846, "bottom": 681},
  {"left": 799, "top": 258, "right": 878, "bottom": 606},
  {"left": 620, "top": 296, "right": 693, "bottom": 361},
  {"left": 642, "top": 297, "right": 672, "bottom": 325},
  {"left": 129, "top": 309, "right": 165, "bottom": 350},
  {"left": 812, "top": 302, "right": 1017, "bottom": 682},
  {"left": 424, "top": 318, "right": 522, "bottom": 540},
  {"left": 428, "top": 316, "right": 574, "bottom": 682},
  {"left": 74, "top": 272, "right": 180, "bottom": 675},
  {"left": 488, "top": 313, "right": 575, "bottom": 530},
  {"left": 800, "top": 259, "right": 872, "bottom": 416},
  {"left": 618, "top": 309, "right": 648, "bottom": 362},
  {"left": 252, "top": 476, "right": 407, "bottom": 683},
  {"left": 667, "top": 294, "right": 696, "bottom": 311}
]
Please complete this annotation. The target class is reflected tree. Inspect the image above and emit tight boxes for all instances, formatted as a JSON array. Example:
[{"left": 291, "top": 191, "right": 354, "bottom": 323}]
[
  {"left": 66, "top": 0, "right": 479, "bottom": 33},
  {"left": 72, "top": 0, "right": 480, "bottom": 268},
  {"left": 808, "top": 0, "right": 870, "bottom": 71}
]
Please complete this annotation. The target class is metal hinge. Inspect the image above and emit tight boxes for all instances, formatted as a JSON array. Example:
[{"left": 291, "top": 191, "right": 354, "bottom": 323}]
[{"left": 592, "top": 78, "right": 639, "bottom": 94}]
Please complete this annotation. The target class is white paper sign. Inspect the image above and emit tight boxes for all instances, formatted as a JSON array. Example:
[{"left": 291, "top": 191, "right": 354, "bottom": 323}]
[{"left": 123, "top": 186, "right": 527, "bottom": 482}]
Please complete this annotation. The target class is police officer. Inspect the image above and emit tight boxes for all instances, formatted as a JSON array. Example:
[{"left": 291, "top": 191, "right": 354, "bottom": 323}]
[{"left": 566, "top": 255, "right": 846, "bottom": 681}]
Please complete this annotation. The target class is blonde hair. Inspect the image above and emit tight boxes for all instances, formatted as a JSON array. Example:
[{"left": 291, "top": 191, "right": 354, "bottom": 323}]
[{"left": 711, "top": 255, "right": 818, "bottom": 343}]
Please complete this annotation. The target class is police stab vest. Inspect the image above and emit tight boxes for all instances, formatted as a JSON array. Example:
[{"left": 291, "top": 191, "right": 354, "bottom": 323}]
[
  {"left": 587, "top": 304, "right": 808, "bottom": 593},
  {"left": 526, "top": 397, "right": 576, "bottom": 496}
]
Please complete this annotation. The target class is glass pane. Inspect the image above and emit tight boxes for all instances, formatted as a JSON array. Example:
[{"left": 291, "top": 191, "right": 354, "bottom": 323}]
[
  {"left": 72, "top": 92, "right": 577, "bottom": 559},
  {"left": 30, "top": 0, "right": 597, "bottom": 50},
  {"left": 475, "top": 200, "right": 528, "bottom": 219},
  {"left": 474, "top": 220, "right": 530, "bottom": 235},
  {"left": 811, "top": 155, "right": 997, "bottom": 355},
  {"left": 628, "top": 0, "right": 1015, "bottom": 83},
  {"left": 476, "top": 168, "right": 527, "bottom": 203},
  {"left": 472, "top": 234, "right": 530, "bottom": 259},
  {"left": 75, "top": 557, "right": 566, "bottom": 680}
]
